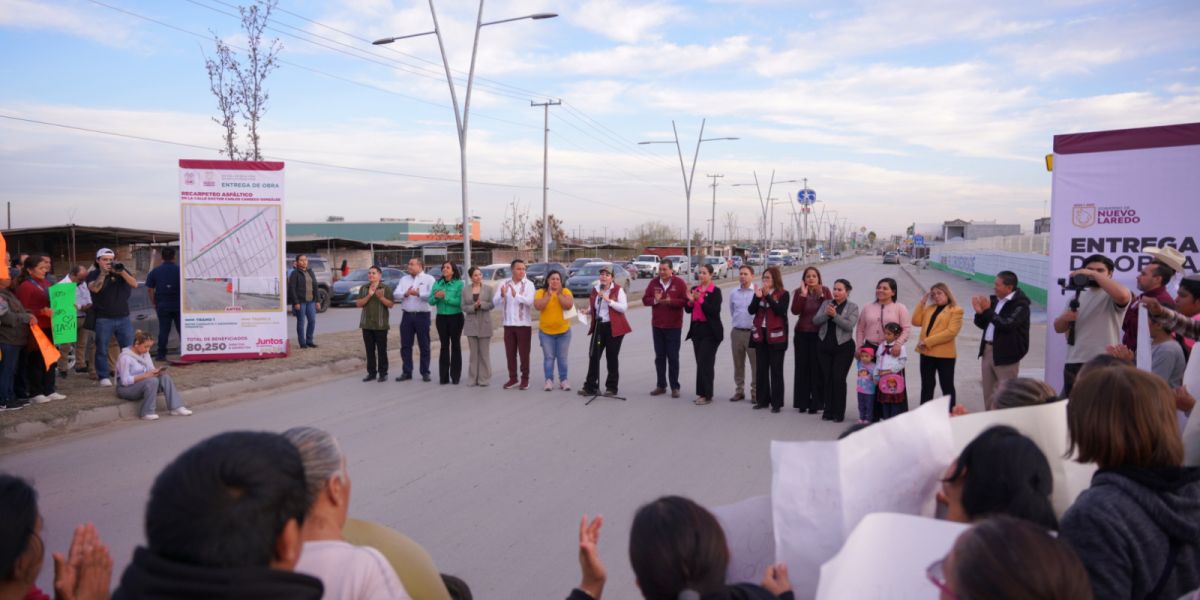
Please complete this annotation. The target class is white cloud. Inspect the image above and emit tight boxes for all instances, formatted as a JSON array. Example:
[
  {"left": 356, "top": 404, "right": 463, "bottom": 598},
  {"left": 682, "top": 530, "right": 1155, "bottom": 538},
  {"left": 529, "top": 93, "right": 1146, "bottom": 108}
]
[
  {"left": 568, "top": 0, "right": 681, "bottom": 44},
  {"left": 0, "top": 0, "right": 137, "bottom": 46},
  {"left": 550, "top": 36, "right": 754, "bottom": 77}
]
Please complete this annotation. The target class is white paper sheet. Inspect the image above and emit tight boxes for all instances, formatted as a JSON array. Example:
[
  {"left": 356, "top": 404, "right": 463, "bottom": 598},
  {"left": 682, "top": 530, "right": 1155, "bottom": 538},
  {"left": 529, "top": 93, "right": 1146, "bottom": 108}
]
[
  {"left": 1182, "top": 349, "right": 1200, "bottom": 466},
  {"left": 711, "top": 495, "right": 775, "bottom": 585},
  {"left": 771, "top": 397, "right": 956, "bottom": 600},
  {"left": 947, "top": 400, "right": 1097, "bottom": 517},
  {"left": 1136, "top": 304, "right": 1152, "bottom": 370},
  {"left": 577, "top": 312, "right": 589, "bottom": 326},
  {"left": 816, "top": 513, "right": 968, "bottom": 600}
]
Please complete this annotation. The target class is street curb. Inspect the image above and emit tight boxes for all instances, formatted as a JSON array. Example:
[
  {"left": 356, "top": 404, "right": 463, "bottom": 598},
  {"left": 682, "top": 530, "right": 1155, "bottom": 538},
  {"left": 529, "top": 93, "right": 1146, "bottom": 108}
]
[{"left": 1, "top": 355, "right": 370, "bottom": 446}]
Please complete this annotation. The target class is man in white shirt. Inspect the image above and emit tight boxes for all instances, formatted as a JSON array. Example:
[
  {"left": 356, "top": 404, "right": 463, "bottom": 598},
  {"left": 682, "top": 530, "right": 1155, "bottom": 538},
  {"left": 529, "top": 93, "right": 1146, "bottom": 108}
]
[
  {"left": 492, "top": 259, "right": 536, "bottom": 389},
  {"left": 395, "top": 258, "right": 435, "bottom": 382},
  {"left": 727, "top": 265, "right": 759, "bottom": 402}
]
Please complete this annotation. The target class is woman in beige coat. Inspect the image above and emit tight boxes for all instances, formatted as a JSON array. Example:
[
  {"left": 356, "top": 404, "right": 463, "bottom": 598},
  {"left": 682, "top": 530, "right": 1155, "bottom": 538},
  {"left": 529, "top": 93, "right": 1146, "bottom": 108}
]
[{"left": 461, "top": 266, "right": 496, "bottom": 386}]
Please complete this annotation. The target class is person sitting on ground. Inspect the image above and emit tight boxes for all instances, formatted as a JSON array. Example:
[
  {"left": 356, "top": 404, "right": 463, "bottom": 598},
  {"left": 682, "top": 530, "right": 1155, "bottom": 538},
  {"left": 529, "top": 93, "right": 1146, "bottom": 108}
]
[
  {"left": 0, "top": 473, "right": 113, "bottom": 600},
  {"left": 111, "top": 431, "right": 324, "bottom": 599},
  {"left": 283, "top": 427, "right": 412, "bottom": 600},
  {"left": 566, "top": 495, "right": 794, "bottom": 600},
  {"left": 115, "top": 331, "right": 192, "bottom": 421},
  {"left": 1060, "top": 366, "right": 1200, "bottom": 599},
  {"left": 927, "top": 515, "right": 1092, "bottom": 600},
  {"left": 937, "top": 425, "right": 1058, "bottom": 530}
]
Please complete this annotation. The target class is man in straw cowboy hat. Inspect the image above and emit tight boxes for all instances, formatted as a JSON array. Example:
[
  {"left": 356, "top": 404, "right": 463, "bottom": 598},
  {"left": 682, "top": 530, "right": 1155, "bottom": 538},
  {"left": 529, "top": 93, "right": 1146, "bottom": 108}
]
[{"left": 1121, "top": 245, "right": 1185, "bottom": 351}]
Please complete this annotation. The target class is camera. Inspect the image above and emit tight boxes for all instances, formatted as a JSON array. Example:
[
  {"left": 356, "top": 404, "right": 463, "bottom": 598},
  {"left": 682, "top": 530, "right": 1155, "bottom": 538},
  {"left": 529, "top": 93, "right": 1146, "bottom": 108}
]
[
  {"left": 1057, "top": 273, "right": 1097, "bottom": 292},
  {"left": 113, "top": 262, "right": 125, "bottom": 273}
]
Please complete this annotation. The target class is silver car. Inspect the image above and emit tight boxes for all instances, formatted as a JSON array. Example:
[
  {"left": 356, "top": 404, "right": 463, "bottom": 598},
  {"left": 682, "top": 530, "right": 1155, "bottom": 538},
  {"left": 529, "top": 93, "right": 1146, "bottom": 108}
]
[{"left": 566, "top": 262, "right": 631, "bottom": 297}]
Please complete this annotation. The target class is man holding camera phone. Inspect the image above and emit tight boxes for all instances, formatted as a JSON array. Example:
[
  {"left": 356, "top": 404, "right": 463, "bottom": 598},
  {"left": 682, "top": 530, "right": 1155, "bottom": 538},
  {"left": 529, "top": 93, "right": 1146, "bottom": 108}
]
[
  {"left": 87, "top": 247, "right": 137, "bottom": 387},
  {"left": 1053, "top": 254, "right": 1131, "bottom": 397}
]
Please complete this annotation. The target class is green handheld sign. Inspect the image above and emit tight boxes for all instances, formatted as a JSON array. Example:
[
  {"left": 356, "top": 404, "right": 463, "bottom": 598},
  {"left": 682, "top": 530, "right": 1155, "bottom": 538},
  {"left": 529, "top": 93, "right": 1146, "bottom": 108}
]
[{"left": 50, "top": 281, "right": 77, "bottom": 345}]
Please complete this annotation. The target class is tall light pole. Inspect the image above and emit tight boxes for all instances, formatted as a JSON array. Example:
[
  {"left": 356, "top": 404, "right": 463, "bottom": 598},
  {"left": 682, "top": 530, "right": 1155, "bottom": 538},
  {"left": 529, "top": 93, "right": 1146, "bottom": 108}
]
[
  {"left": 531, "top": 98, "right": 561, "bottom": 263},
  {"left": 374, "top": 3, "right": 557, "bottom": 269},
  {"left": 707, "top": 173, "right": 723, "bottom": 250},
  {"left": 639, "top": 120, "right": 737, "bottom": 264},
  {"left": 732, "top": 171, "right": 798, "bottom": 253}
]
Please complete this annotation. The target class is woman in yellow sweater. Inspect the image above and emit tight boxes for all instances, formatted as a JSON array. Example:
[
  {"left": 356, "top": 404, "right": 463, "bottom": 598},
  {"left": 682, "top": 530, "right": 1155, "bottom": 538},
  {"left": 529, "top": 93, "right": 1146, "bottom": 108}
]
[{"left": 912, "top": 282, "right": 964, "bottom": 409}]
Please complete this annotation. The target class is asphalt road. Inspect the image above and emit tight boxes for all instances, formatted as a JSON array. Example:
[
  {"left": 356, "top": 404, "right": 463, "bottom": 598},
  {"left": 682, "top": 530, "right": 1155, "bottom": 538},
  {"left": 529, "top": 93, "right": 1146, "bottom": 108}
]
[{"left": 2, "top": 255, "right": 1046, "bottom": 598}]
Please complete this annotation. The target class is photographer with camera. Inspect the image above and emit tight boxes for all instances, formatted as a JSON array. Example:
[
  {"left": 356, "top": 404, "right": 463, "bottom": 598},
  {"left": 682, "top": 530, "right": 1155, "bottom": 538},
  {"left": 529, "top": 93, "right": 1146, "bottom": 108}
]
[
  {"left": 87, "top": 248, "right": 137, "bottom": 387},
  {"left": 1053, "top": 254, "right": 1131, "bottom": 397}
]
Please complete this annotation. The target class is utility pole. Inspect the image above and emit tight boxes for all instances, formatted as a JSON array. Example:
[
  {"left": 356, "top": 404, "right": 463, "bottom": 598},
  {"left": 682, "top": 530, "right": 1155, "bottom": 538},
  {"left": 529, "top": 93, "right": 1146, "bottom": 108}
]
[
  {"left": 707, "top": 173, "right": 723, "bottom": 252},
  {"left": 531, "top": 98, "right": 561, "bottom": 263}
]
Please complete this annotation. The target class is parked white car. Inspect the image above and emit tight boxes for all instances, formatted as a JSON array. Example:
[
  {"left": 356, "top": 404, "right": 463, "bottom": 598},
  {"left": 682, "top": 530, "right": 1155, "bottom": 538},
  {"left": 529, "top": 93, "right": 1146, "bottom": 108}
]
[
  {"left": 631, "top": 254, "right": 661, "bottom": 278},
  {"left": 703, "top": 256, "right": 729, "bottom": 278},
  {"left": 663, "top": 255, "right": 690, "bottom": 274}
]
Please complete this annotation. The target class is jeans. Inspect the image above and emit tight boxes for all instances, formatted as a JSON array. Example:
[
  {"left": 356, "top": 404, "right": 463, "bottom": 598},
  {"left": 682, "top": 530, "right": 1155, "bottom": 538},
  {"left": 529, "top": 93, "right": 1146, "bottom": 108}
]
[
  {"left": 539, "top": 329, "right": 572, "bottom": 381},
  {"left": 294, "top": 301, "right": 317, "bottom": 346},
  {"left": 857, "top": 392, "right": 876, "bottom": 422},
  {"left": 155, "top": 307, "right": 181, "bottom": 359},
  {"left": 0, "top": 343, "right": 22, "bottom": 403},
  {"left": 116, "top": 373, "right": 184, "bottom": 417},
  {"left": 651, "top": 327, "right": 682, "bottom": 390},
  {"left": 400, "top": 311, "right": 432, "bottom": 377},
  {"left": 93, "top": 317, "right": 134, "bottom": 380}
]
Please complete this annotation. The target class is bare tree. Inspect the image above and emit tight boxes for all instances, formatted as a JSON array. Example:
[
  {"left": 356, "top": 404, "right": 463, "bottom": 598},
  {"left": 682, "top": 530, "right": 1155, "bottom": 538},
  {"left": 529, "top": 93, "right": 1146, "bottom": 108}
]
[
  {"left": 203, "top": 37, "right": 241, "bottom": 159},
  {"left": 430, "top": 218, "right": 451, "bottom": 240},
  {"left": 527, "top": 213, "right": 567, "bottom": 250},
  {"left": 203, "top": 0, "right": 281, "bottom": 161},
  {"left": 628, "top": 221, "right": 674, "bottom": 251},
  {"left": 722, "top": 211, "right": 739, "bottom": 244},
  {"left": 501, "top": 199, "right": 531, "bottom": 248}
]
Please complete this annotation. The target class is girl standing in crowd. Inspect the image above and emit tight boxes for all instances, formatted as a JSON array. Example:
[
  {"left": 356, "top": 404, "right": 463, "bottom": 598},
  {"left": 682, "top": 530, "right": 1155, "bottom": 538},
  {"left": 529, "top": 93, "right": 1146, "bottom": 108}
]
[
  {"left": 0, "top": 275, "right": 34, "bottom": 411},
  {"left": 791, "top": 266, "right": 830, "bottom": 414},
  {"left": 684, "top": 264, "right": 723, "bottom": 405},
  {"left": 534, "top": 271, "right": 574, "bottom": 392},
  {"left": 750, "top": 266, "right": 790, "bottom": 413},
  {"left": 355, "top": 266, "right": 394, "bottom": 382},
  {"left": 15, "top": 254, "right": 64, "bottom": 404},
  {"left": 429, "top": 261, "right": 464, "bottom": 385},
  {"left": 855, "top": 278, "right": 911, "bottom": 417},
  {"left": 1061, "top": 366, "right": 1200, "bottom": 599},
  {"left": 813, "top": 279, "right": 859, "bottom": 422},
  {"left": 854, "top": 346, "right": 876, "bottom": 424},
  {"left": 875, "top": 322, "right": 908, "bottom": 420},
  {"left": 911, "top": 283, "right": 963, "bottom": 409},
  {"left": 116, "top": 331, "right": 192, "bottom": 420},
  {"left": 461, "top": 266, "right": 494, "bottom": 387}
]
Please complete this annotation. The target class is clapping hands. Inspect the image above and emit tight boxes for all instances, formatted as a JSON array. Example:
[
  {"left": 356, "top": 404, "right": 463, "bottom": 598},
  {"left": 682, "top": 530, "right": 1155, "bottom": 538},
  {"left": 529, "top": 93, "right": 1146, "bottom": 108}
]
[
  {"left": 970, "top": 295, "right": 990, "bottom": 313},
  {"left": 53, "top": 523, "right": 112, "bottom": 600},
  {"left": 577, "top": 515, "right": 606, "bottom": 600},
  {"left": 825, "top": 302, "right": 837, "bottom": 317}
]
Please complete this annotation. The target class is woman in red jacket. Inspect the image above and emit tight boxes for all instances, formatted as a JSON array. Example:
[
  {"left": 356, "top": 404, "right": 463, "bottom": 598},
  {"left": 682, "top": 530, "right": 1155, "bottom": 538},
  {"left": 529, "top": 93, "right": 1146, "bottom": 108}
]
[
  {"left": 752, "top": 267, "right": 791, "bottom": 413},
  {"left": 15, "top": 254, "right": 65, "bottom": 404},
  {"left": 791, "top": 266, "right": 831, "bottom": 414}
]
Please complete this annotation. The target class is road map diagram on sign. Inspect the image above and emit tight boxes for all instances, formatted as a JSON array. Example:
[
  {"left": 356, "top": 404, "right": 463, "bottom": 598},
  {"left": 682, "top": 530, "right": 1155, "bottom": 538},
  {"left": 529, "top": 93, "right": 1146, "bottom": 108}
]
[{"left": 184, "top": 205, "right": 280, "bottom": 278}]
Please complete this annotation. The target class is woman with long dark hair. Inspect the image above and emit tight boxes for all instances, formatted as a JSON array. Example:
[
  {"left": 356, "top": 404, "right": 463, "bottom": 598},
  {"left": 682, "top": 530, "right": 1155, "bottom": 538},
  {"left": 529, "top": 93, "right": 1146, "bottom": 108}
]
[
  {"left": 429, "top": 261, "right": 464, "bottom": 385},
  {"left": 813, "top": 279, "right": 859, "bottom": 422},
  {"left": 854, "top": 277, "right": 911, "bottom": 417},
  {"left": 461, "top": 266, "right": 495, "bottom": 386},
  {"left": 791, "top": 266, "right": 830, "bottom": 414},
  {"left": 14, "top": 254, "right": 64, "bottom": 404},
  {"left": 684, "top": 265, "right": 723, "bottom": 405},
  {"left": 937, "top": 425, "right": 1058, "bottom": 530},
  {"left": 750, "top": 267, "right": 790, "bottom": 413}
]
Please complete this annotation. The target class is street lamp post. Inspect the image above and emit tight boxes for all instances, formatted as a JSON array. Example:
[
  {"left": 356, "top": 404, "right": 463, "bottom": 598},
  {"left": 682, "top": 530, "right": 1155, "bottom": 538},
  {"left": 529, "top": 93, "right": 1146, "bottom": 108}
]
[
  {"left": 373, "top": 2, "right": 556, "bottom": 269},
  {"left": 732, "top": 171, "right": 798, "bottom": 254},
  {"left": 640, "top": 120, "right": 737, "bottom": 265}
]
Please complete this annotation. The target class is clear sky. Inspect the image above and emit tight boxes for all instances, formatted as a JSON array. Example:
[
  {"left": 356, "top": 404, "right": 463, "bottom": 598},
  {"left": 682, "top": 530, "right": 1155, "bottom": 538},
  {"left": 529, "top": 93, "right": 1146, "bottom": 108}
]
[{"left": 1, "top": 0, "right": 1198, "bottom": 240}]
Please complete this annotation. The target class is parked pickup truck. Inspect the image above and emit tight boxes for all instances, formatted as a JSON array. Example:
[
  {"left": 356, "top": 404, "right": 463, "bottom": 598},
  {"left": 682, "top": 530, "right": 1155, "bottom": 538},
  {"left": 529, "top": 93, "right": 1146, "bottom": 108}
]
[{"left": 631, "top": 254, "right": 661, "bottom": 278}]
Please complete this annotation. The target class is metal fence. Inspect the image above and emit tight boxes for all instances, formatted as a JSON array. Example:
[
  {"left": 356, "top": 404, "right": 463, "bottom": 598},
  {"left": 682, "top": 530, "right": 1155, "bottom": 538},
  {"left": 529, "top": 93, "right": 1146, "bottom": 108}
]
[{"left": 933, "top": 233, "right": 1049, "bottom": 256}]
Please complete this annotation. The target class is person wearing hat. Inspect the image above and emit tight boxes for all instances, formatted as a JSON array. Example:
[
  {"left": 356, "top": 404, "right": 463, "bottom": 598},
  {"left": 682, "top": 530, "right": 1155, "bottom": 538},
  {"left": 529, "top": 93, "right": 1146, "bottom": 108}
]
[
  {"left": 1120, "top": 246, "right": 1182, "bottom": 352},
  {"left": 579, "top": 264, "right": 630, "bottom": 397},
  {"left": 1052, "top": 254, "right": 1131, "bottom": 397},
  {"left": 1143, "top": 273, "right": 1200, "bottom": 466},
  {"left": 87, "top": 247, "right": 138, "bottom": 387}
]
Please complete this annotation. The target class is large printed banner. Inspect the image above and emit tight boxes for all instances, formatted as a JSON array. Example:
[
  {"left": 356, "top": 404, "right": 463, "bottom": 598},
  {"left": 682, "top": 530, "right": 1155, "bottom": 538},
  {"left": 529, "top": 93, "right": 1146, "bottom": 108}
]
[
  {"left": 178, "top": 160, "right": 287, "bottom": 360},
  {"left": 1046, "top": 123, "right": 1200, "bottom": 391}
]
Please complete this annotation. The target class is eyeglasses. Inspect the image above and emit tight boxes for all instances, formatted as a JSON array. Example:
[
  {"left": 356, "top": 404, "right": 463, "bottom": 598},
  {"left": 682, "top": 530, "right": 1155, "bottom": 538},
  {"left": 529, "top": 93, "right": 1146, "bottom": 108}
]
[{"left": 926, "top": 558, "right": 959, "bottom": 600}]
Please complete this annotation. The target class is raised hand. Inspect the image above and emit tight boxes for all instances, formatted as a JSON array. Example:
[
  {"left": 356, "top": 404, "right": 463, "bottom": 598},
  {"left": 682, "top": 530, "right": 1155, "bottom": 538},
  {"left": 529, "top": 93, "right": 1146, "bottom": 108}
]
[
  {"left": 1142, "top": 297, "right": 1165, "bottom": 317},
  {"left": 761, "top": 563, "right": 792, "bottom": 596},
  {"left": 1106, "top": 344, "right": 1134, "bottom": 362},
  {"left": 578, "top": 515, "right": 606, "bottom": 600},
  {"left": 53, "top": 522, "right": 113, "bottom": 600},
  {"left": 825, "top": 303, "right": 837, "bottom": 317}
]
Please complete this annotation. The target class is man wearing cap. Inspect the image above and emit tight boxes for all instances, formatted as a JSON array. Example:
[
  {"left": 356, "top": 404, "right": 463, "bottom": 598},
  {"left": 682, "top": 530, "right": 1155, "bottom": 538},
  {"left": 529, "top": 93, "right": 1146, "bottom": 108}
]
[
  {"left": 641, "top": 260, "right": 687, "bottom": 398},
  {"left": 579, "top": 264, "right": 630, "bottom": 397},
  {"left": 87, "top": 248, "right": 137, "bottom": 387},
  {"left": 1121, "top": 246, "right": 1182, "bottom": 352}
]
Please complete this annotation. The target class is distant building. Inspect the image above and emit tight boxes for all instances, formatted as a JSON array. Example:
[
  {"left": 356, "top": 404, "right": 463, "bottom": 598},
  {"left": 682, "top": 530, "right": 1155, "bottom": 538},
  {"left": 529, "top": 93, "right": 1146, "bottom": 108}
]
[
  {"left": 1034, "top": 217, "right": 1051, "bottom": 234},
  {"left": 286, "top": 217, "right": 481, "bottom": 243},
  {"left": 942, "top": 219, "right": 1021, "bottom": 241},
  {"left": 2, "top": 224, "right": 177, "bottom": 276}
]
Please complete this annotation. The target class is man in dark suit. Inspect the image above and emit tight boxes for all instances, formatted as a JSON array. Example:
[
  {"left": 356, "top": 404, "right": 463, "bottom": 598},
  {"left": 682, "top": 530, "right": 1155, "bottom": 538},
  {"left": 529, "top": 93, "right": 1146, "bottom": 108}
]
[{"left": 972, "top": 270, "right": 1031, "bottom": 409}]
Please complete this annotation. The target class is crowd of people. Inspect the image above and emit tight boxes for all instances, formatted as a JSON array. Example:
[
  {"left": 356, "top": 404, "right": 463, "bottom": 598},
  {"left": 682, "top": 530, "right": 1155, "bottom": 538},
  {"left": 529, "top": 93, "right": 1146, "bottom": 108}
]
[
  {"left": 4, "top": 343, "right": 1200, "bottom": 599},
  {"left": 0, "top": 248, "right": 189, "bottom": 420}
]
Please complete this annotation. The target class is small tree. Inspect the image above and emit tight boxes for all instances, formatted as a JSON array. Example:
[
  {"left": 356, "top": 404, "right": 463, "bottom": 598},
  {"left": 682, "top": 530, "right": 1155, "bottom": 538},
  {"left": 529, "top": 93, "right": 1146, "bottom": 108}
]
[
  {"left": 629, "top": 221, "right": 674, "bottom": 251},
  {"left": 527, "top": 214, "right": 567, "bottom": 250},
  {"left": 203, "top": 0, "right": 281, "bottom": 161},
  {"left": 501, "top": 199, "right": 531, "bottom": 248},
  {"left": 430, "top": 218, "right": 451, "bottom": 240},
  {"left": 723, "top": 211, "right": 739, "bottom": 244},
  {"left": 868, "top": 231, "right": 877, "bottom": 246}
]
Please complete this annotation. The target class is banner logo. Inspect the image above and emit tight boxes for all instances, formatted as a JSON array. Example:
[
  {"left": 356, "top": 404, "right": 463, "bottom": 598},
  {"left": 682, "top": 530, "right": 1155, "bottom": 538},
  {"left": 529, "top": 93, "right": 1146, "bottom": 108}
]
[
  {"left": 183, "top": 171, "right": 196, "bottom": 186},
  {"left": 1072, "top": 203, "right": 1096, "bottom": 228}
]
